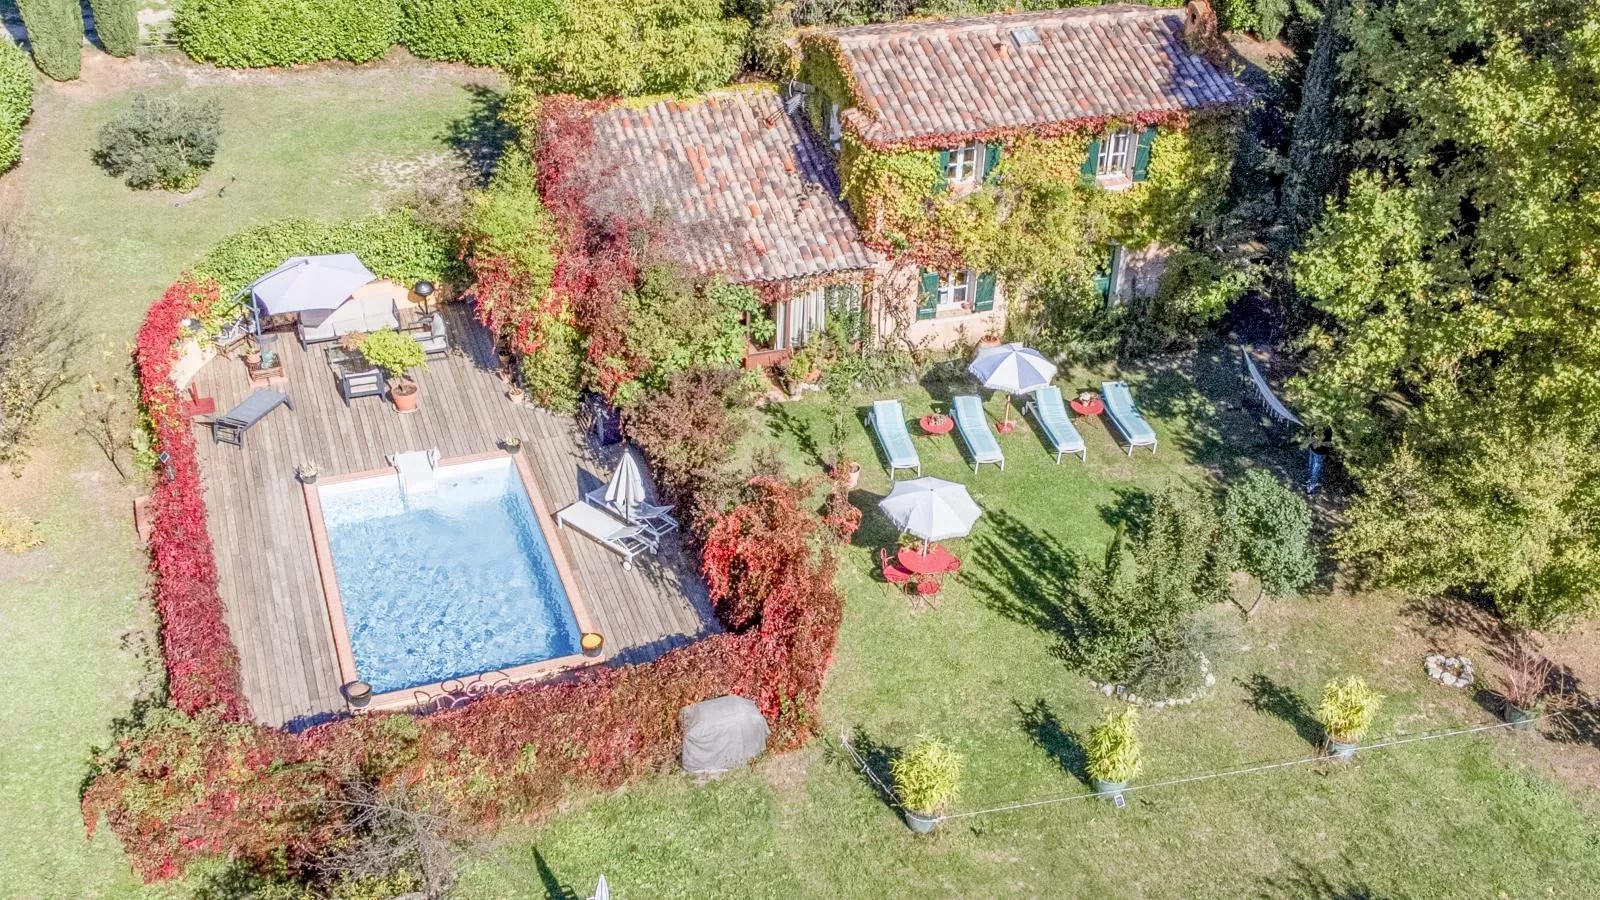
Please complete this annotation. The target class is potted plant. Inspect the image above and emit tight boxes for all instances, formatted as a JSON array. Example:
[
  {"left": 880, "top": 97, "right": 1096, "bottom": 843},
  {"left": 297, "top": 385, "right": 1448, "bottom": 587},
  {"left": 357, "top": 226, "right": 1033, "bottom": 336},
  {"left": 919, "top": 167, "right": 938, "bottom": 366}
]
[
  {"left": 978, "top": 328, "right": 1003, "bottom": 350},
  {"left": 1316, "top": 676, "right": 1384, "bottom": 761},
  {"left": 1493, "top": 641, "right": 1551, "bottom": 732},
  {"left": 358, "top": 329, "right": 427, "bottom": 413},
  {"left": 1086, "top": 706, "right": 1142, "bottom": 797},
  {"left": 502, "top": 435, "right": 523, "bottom": 455},
  {"left": 296, "top": 462, "right": 318, "bottom": 485},
  {"left": 890, "top": 736, "right": 962, "bottom": 834},
  {"left": 783, "top": 346, "right": 818, "bottom": 397}
]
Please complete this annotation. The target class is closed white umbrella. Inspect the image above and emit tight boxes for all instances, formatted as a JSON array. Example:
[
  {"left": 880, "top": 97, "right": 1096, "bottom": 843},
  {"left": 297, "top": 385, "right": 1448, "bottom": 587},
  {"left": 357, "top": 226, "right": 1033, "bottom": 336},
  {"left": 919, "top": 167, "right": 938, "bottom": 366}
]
[
  {"left": 250, "top": 253, "right": 376, "bottom": 316},
  {"left": 604, "top": 447, "right": 647, "bottom": 517},
  {"left": 967, "top": 342, "right": 1058, "bottom": 426},
  {"left": 878, "top": 477, "right": 982, "bottom": 547}
]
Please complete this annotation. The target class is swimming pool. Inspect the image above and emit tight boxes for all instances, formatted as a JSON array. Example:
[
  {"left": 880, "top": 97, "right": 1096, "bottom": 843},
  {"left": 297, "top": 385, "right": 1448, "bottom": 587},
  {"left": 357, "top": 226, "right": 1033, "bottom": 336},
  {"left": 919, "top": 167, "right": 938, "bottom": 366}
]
[{"left": 309, "top": 454, "right": 592, "bottom": 700}]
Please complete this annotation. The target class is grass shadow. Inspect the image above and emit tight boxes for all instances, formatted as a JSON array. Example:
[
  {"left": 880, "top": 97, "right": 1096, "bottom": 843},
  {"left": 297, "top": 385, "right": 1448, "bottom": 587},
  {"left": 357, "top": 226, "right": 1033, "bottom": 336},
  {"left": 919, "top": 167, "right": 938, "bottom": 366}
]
[
  {"left": 1256, "top": 858, "right": 1387, "bottom": 899},
  {"left": 761, "top": 402, "right": 822, "bottom": 468},
  {"left": 827, "top": 726, "right": 904, "bottom": 818},
  {"left": 532, "top": 848, "right": 579, "bottom": 900},
  {"left": 968, "top": 510, "right": 1082, "bottom": 636},
  {"left": 1239, "top": 673, "right": 1321, "bottom": 748},
  {"left": 442, "top": 84, "right": 515, "bottom": 185},
  {"left": 1097, "top": 485, "right": 1153, "bottom": 535},
  {"left": 1016, "top": 698, "right": 1089, "bottom": 785}
]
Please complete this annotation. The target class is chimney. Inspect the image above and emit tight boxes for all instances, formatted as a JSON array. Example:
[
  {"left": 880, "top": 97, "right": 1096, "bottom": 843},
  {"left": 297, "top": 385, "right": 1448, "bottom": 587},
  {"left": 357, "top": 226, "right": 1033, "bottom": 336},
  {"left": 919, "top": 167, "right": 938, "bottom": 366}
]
[{"left": 1183, "top": 1, "right": 1225, "bottom": 65}]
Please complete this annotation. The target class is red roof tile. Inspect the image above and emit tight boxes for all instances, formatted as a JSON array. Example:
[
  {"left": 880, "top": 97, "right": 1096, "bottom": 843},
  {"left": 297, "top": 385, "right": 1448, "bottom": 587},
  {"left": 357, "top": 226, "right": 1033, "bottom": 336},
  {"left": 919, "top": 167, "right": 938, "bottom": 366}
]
[
  {"left": 822, "top": 5, "right": 1249, "bottom": 147},
  {"left": 583, "top": 89, "right": 877, "bottom": 285}
]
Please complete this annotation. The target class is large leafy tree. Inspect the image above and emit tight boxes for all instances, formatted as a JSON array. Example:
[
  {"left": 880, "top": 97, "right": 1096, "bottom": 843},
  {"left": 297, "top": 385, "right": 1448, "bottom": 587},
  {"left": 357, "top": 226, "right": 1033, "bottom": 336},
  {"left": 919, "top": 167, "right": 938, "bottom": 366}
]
[{"left": 1290, "top": 0, "right": 1600, "bottom": 626}]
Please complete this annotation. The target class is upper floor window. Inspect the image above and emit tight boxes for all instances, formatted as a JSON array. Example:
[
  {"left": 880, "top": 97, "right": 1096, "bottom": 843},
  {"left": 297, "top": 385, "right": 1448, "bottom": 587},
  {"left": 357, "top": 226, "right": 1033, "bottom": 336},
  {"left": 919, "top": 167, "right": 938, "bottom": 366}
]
[
  {"left": 946, "top": 143, "right": 982, "bottom": 185},
  {"left": 1096, "top": 127, "right": 1135, "bottom": 176},
  {"left": 938, "top": 270, "right": 973, "bottom": 308},
  {"left": 827, "top": 102, "right": 842, "bottom": 153}
]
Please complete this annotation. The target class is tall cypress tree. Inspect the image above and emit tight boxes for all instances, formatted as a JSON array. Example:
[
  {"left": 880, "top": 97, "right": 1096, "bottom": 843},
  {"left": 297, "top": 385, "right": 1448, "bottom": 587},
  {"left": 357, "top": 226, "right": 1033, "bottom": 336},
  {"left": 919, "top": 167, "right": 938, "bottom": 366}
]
[
  {"left": 89, "top": 0, "right": 139, "bottom": 58},
  {"left": 16, "top": 0, "right": 82, "bottom": 81}
]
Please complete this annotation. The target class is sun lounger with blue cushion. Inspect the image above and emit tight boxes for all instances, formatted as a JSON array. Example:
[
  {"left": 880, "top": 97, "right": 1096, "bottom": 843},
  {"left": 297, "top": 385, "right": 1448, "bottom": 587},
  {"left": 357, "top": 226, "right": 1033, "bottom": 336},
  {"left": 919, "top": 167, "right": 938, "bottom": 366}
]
[
  {"left": 1023, "top": 386, "right": 1086, "bottom": 463},
  {"left": 866, "top": 399, "right": 921, "bottom": 480},
  {"left": 1101, "top": 380, "right": 1156, "bottom": 455},
  {"left": 951, "top": 395, "right": 1005, "bottom": 473}
]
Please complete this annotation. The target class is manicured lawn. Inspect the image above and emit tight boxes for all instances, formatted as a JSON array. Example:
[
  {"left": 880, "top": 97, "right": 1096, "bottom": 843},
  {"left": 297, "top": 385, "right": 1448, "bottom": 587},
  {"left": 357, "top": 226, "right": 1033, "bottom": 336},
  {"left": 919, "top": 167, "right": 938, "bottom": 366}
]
[
  {"left": 455, "top": 345, "right": 1600, "bottom": 897},
  {"left": 0, "top": 52, "right": 504, "bottom": 898}
]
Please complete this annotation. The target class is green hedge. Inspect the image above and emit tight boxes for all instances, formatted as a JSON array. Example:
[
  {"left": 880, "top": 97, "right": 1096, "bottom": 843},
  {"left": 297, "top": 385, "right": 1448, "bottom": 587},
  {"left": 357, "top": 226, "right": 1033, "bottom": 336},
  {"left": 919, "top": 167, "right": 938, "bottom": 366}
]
[
  {"left": 17, "top": 0, "right": 81, "bottom": 81},
  {"left": 399, "top": 0, "right": 555, "bottom": 67},
  {"left": 172, "top": 0, "right": 400, "bottom": 67},
  {"left": 0, "top": 42, "right": 34, "bottom": 171},
  {"left": 89, "top": 0, "right": 141, "bottom": 58},
  {"left": 192, "top": 210, "right": 463, "bottom": 299}
]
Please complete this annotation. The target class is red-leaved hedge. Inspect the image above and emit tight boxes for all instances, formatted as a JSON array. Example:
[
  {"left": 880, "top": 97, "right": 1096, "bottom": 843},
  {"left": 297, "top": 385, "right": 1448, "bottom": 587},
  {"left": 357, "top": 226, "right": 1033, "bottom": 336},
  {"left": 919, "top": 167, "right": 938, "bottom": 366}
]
[
  {"left": 133, "top": 277, "right": 249, "bottom": 721},
  {"left": 85, "top": 276, "right": 845, "bottom": 881}
]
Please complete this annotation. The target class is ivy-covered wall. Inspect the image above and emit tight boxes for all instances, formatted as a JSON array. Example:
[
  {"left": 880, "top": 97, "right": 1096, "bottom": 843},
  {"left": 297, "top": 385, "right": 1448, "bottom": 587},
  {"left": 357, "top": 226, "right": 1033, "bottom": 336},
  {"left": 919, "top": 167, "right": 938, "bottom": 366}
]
[
  {"left": 836, "top": 117, "right": 1238, "bottom": 281},
  {"left": 792, "top": 35, "right": 1240, "bottom": 296}
]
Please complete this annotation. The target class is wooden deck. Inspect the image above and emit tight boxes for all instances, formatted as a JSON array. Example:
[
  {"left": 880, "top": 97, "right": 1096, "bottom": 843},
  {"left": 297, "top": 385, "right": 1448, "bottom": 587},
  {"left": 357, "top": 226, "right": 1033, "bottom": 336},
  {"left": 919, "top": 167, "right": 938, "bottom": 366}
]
[{"left": 190, "top": 303, "right": 715, "bottom": 729}]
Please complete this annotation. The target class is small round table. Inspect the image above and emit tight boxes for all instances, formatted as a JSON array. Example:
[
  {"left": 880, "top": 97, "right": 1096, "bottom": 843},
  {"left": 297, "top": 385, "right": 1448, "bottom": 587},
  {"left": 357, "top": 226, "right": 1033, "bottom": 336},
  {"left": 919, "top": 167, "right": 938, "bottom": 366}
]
[
  {"left": 1070, "top": 396, "right": 1105, "bottom": 418},
  {"left": 920, "top": 414, "right": 955, "bottom": 437}
]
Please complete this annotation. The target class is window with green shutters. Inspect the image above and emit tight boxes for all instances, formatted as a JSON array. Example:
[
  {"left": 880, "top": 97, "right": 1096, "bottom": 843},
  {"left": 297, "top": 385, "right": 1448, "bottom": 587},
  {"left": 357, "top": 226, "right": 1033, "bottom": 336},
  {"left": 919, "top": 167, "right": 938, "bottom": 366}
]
[
  {"left": 934, "top": 150, "right": 950, "bottom": 193},
  {"left": 983, "top": 142, "right": 1002, "bottom": 183},
  {"left": 1132, "top": 126, "right": 1157, "bottom": 181},
  {"left": 1080, "top": 137, "right": 1101, "bottom": 183},
  {"left": 974, "top": 272, "right": 997, "bottom": 311},
  {"left": 917, "top": 269, "right": 939, "bottom": 319}
]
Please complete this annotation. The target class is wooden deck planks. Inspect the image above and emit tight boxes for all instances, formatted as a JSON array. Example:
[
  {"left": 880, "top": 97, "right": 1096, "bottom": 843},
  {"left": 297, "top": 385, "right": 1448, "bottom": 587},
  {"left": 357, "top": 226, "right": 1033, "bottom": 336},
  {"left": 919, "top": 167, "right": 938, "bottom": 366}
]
[{"left": 192, "top": 305, "right": 715, "bottom": 728}]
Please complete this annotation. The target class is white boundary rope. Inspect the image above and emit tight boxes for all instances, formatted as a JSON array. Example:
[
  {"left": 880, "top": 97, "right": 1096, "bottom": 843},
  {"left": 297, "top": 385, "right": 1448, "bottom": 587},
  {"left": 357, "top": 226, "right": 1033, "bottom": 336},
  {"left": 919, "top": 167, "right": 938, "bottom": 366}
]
[{"left": 840, "top": 713, "right": 1559, "bottom": 824}]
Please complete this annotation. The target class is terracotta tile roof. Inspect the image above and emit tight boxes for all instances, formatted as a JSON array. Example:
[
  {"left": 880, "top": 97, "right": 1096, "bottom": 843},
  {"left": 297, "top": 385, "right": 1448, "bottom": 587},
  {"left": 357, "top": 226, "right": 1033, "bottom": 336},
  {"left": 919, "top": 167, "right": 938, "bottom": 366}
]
[
  {"left": 583, "top": 89, "right": 878, "bottom": 285},
  {"left": 821, "top": 5, "right": 1249, "bottom": 148}
]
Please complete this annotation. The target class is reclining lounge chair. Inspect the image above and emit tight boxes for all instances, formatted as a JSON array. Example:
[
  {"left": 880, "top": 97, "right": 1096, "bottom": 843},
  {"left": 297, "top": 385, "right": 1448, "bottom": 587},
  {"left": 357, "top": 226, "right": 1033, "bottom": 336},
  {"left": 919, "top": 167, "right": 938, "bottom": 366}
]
[
  {"left": 1100, "top": 380, "right": 1157, "bottom": 455},
  {"left": 208, "top": 389, "right": 293, "bottom": 448},
  {"left": 1023, "top": 386, "right": 1087, "bottom": 463},
  {"left": 951, "top": 395, "right": 1005, "bottom": 473},
  {"left": 866, "top": 399, "right": 921, "bottom": 480},
  {"left": 555, "top": 501, "right": 658, "bottom": 569}
]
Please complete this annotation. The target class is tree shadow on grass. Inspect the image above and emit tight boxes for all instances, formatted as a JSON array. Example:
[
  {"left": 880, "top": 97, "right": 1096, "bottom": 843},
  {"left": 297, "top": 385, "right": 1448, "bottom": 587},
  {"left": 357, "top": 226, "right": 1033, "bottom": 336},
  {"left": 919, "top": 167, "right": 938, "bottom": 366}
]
[
  {"left": 967, "top": 509, "right": 1082, "bottom": 640},
  {"left": 1239, "top": 673, "right": 1322, "bottom": 748},
  {"left": 1016, "top": 698, "right": 1089, "bottom": 785},
  {"left": 442, "top": 84, "right": 515, "bottom": 185},
  {"left": 1098, "top": 485, "right": 1153, "bottom": 535},
  {"left": 760, "top": 402, "right": 822, "bottom": 468},
  {"left": 1256, "top": 858, "right": 1387, "bottom": 899}
]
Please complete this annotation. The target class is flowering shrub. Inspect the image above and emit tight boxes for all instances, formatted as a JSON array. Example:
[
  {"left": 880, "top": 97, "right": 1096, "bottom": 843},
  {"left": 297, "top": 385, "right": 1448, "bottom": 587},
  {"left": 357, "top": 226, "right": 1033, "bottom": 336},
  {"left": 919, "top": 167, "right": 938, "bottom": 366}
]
[
  {"left": 89, "top": 275, "right": 846, "bottom": 882},
  {"left": 133, "top": 277, "right": 248, "bottom": 720}
]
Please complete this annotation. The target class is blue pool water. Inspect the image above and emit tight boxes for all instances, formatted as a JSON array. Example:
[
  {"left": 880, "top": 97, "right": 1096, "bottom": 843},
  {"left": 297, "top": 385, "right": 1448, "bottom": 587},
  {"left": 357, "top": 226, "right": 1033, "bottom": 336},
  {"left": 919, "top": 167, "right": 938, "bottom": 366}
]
[{"left": 319, "top": 457, "right": 580, "bottom": 694}]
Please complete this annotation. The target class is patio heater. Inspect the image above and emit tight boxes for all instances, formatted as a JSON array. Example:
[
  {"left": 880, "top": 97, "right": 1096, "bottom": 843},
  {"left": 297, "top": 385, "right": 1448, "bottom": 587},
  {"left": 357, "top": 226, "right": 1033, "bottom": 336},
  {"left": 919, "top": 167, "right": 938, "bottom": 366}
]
[{"left": 413, "top": 279, "right": 436, "bottom": 314}]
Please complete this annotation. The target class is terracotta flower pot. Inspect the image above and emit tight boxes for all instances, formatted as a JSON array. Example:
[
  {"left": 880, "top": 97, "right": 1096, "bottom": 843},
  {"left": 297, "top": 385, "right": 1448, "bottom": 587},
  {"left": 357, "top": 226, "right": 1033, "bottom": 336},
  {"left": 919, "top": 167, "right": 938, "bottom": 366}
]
[{"left": 391, "top": 381, "right": 420, "bottom": 413}]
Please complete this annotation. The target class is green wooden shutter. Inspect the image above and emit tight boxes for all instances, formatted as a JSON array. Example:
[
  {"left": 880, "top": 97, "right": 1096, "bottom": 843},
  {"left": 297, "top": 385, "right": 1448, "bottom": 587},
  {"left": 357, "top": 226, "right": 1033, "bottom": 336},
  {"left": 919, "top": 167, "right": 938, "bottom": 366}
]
[
  {"left": 1132, "top": 126, "right": 1157, "bottom": 181},
  {"left": 917, "top": 270, "right": 939, "bottom": 320},
  {"left": 1080, "top": 137, "right": 1101, "bottom": 183},
  {"left": 973, "top": 272, "right": 997, "bottom": 312},
  {"left": 983, "top": 142, "right": 1002, "bottom": 183},
  {"left": 934, "top": 149, "right": 951, "bottom": 193},
  {"left": 1092, "top": 246, "right": 1112, "bottom": 302}
]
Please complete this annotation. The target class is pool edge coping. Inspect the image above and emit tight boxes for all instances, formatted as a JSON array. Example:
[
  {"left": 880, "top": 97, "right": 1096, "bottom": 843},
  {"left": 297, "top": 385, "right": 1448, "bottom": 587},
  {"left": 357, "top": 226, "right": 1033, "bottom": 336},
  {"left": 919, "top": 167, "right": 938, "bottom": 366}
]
[{"left": 302, "top": 449, "right": 601, "bottom": 716}]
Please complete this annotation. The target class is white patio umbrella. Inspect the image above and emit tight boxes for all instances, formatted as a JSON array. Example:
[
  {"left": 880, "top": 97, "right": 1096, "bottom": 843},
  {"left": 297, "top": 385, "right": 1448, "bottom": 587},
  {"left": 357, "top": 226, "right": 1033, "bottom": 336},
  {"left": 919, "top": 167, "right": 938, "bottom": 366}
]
[
  {"left": 249, "top": 253, "right": 376, "bottom": 319},
  {"left": 967, "top": 342, "right": 1058, "bottom": 426},
  {"left": 604, "top": 446, "right": 647, "bottom": 516},
  {"left": 878, "top": 477, "right": 983, "bottom": 549}
]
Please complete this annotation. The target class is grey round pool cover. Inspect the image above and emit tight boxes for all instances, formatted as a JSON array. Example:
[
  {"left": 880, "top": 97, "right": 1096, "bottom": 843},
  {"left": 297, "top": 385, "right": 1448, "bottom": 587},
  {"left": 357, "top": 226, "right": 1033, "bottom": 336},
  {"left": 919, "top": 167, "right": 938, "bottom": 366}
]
[{"left": 680, "top": 695, "right": 769, "bottom": 773}]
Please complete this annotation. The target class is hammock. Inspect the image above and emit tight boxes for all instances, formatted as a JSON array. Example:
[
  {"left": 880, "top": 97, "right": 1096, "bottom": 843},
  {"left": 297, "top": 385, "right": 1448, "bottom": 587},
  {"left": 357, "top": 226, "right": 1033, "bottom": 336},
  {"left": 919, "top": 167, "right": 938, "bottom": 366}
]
[{"left": 1241, "top": 349, "right": 1302, "bottom": 426}]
